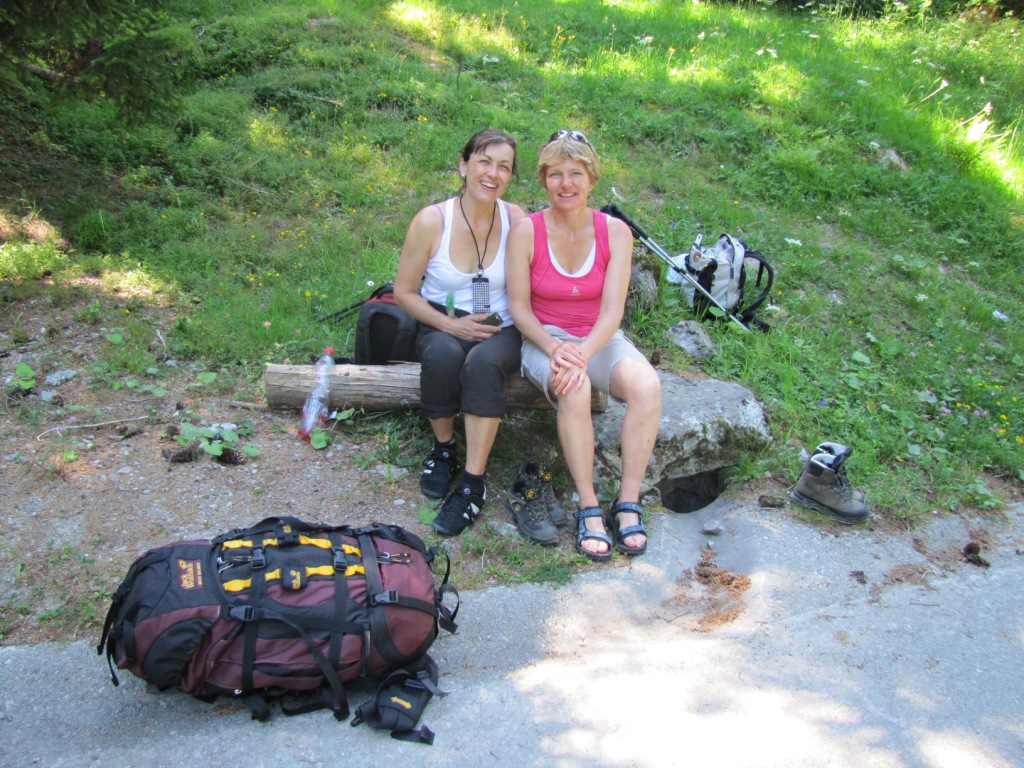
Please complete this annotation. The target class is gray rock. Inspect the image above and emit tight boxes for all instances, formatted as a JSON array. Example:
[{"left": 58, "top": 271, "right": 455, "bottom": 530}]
[
  {"left": 372, "top": 464, "right": 409, "bottom": 481},
  {"left": 593, "top": 370, "right": 772, "bottom": 497},
  {"left": 664, "top": 320, "right": 716, "bottom": 359},
  {"left": 626, "top": 265, "right": 658, "bottom": 315},
  {"left": 45, "top": 369, "right": 78, "bottom": 386}
]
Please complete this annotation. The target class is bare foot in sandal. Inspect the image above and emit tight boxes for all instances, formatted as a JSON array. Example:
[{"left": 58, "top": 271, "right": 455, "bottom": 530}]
[
  {"left": 574, "top": 506, "right": 613, "bottom": 561},
  {"left": 608, "top": 499, "right": 648, "bottom": 555}
]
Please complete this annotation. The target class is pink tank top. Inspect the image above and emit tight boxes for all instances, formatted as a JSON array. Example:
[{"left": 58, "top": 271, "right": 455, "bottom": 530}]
[{"left": 528, "top": 209, "right": 610, "bottom": 337}]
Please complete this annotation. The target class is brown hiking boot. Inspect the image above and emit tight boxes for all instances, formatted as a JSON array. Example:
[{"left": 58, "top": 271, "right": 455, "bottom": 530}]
[
  {"left": 791, "top": 451, "right": 870, "bottom": 525},
  {"left": 813, "top": 442, "right": 867, "bottom": 504}
]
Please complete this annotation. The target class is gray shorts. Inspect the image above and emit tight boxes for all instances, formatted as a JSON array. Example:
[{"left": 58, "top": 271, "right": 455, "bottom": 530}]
[{"left": 520, "top": 325, "right": 645, "bottom": 406}]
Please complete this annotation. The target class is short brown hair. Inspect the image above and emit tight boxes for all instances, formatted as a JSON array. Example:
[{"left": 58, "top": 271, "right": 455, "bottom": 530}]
[{"left": 537, "top": 131, "right": 600, "bottom": 185}]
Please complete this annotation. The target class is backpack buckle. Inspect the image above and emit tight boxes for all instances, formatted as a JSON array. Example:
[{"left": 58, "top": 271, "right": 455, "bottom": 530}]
[
  {"left": 226, "top": 605, "right": 255, "bottom": 622},
  {"left": 251, "top": 546, "right": 266, "bottom": 570},
  {"left": 371, "top": 590, "right": 398, "bottom": 606}
]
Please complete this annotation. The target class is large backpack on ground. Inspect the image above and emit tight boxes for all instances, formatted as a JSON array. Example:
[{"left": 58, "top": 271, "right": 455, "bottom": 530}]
[
  {"left": 671, "top": 233, "right": 774, "bottom": 331},
  {"left": 98, "top": 517, "right": 458, "bottom": 741},
  {"left": 322, "top": 282, "right": 420, "bottom": 365}
]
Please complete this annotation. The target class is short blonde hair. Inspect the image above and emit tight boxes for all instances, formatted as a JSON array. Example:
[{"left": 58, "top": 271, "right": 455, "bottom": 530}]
[{"left": 537, "top": 131, "right": 600, "bottom": 185}]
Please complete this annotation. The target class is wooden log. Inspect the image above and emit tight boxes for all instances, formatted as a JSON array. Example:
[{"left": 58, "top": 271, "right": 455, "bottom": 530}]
[{"left": 263, "top": 363, "right": 607, "bottom": 412}]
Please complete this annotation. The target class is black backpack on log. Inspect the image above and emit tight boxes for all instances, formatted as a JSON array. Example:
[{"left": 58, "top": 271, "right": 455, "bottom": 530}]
[
  {"left": 97, "top": 517, "right": 458, "bottom": 742},
  {"left": 322, "top": 282, "right": 420, "bottom": 365}
]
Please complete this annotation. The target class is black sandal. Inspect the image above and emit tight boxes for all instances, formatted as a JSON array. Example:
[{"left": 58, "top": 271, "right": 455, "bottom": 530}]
[
  {"left": 606, "top": 499, "right": 648, "bottom": 556},
  {"left": 573, "top": 507, "right": 613, "bottom": 562}
]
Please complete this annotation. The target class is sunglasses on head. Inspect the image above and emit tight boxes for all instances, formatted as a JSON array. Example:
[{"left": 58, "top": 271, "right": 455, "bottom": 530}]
[{"left": 549, "top": 129, "right": 590, "bottom": 145}]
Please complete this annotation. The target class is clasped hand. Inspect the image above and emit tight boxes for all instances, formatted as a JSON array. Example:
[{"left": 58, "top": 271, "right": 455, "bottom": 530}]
[{"left": 549, "top": 340, "right": 587, "bottom": 395}]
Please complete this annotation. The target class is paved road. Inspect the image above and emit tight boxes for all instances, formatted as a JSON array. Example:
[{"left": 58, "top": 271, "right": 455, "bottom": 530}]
[{"left": 2, "top": 499, "right": 1022, "bottom": 767}]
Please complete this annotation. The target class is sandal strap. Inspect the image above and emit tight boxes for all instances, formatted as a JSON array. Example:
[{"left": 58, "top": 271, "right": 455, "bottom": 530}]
[
  {"left": 616, "top": 523, "right": 646, "bottom": 539},
  {"left": 578, "top": 529, "right": 613, "bottom": 547},
  {"left": 611, "top": 500, "right": 644, "bottom": 518},
  {"left": 574, "top": 507, "right": 613, "bottom": 547}
]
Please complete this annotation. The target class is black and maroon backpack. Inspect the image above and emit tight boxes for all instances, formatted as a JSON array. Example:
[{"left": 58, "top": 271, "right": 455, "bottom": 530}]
[{"left": 98, "top": 517, "right": 457, "bottom": 743}]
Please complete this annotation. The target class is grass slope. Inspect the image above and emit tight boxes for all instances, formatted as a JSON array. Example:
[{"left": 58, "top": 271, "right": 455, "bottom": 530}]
[{"left": 1, "top": 0, "right": 1022, "bottom": 523}]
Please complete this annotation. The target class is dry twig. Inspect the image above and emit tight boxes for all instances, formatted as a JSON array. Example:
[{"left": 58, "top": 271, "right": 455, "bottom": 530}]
[{"left": 36, "top": 415, "right": 150, "bottom": 440}]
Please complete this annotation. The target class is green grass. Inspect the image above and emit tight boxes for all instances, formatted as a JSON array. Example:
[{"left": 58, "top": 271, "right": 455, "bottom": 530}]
[{"left": 1, "top": 0, "right": 1022, "bottom": 534}]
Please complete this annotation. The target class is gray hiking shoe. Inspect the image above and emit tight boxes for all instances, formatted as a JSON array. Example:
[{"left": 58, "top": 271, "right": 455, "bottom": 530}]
[
  {"left": 791, "top": 450, "right": 870, "bottom": 525},
  {"left": 813, "top": 442, "right": 867, "bottom": 504},
  {"left": 514, "top": 457, "right": 568, "bottom": 527},
  {"left": 506, "top": 475, "right": 559, "bottom": 545}
]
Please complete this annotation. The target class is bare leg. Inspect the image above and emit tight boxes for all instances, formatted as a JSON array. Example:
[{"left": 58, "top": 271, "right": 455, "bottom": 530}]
[
  {"left": 608, "top": 356, "right": 661, "bottom": 549},
  {"left": 463, "top": 413, "right": 501, "bottom": 476},
  {"left": 556, "top": 378, "right": 609, "bottom": 556},
  {"left": 428, "top": 416, "right": 456, "bottom": 445}
]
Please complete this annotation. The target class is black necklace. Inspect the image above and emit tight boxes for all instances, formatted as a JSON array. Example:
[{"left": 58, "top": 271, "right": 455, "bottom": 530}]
[{"left": 458, "top": 195, "right": 497, "bottom": 273}]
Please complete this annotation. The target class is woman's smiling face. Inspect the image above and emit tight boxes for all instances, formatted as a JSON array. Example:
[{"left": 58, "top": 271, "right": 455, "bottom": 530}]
[
  {"left": 543, "top": 157, "right": 594, "bottom": 209},
  {"left": 461, "top": 142, "right": 516, "bottom": 200}
]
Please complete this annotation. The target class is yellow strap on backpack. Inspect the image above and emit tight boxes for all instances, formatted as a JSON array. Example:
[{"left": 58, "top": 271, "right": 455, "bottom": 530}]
[
  {"left": 222, "top": 563, "right": 365, "bottom": 593},
  {"left": 220, "top": 536, "right": 360, "bottom": 556}
]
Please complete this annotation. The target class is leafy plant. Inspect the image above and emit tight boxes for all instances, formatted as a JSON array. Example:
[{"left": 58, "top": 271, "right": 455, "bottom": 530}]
[
  {"left": 12, "top": 363, "right": 35, "bottom": 391},
  {"left": 308, "top": 427, "right": 330, "bottom": 450},
  {"left": 175, "top": 422, "right": 261, "bottom": 459}
]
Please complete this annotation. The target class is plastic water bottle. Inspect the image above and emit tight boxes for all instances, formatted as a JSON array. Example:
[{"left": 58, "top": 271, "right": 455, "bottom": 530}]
[{"left": 297, "top": 347, "right": 335, "bottom": 441}]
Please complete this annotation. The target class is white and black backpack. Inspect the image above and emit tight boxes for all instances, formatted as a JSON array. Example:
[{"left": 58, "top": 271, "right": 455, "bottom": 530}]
[{"left": 669, "top": 233, "right": 774, "bottom": 332}]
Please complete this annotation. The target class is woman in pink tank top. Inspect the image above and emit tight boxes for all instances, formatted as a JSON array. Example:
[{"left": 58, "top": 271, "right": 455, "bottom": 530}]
[{"left": 507, "top": 130, "right": 662, "bottom": 561}]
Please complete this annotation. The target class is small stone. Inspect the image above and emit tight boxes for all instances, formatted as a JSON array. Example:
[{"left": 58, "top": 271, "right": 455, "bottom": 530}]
[
  {"left": 44, "top": 369, "right": 78, "bottom": 386},
  {"left": 664, "top": 320, "right": 716, "bottom": 359}
]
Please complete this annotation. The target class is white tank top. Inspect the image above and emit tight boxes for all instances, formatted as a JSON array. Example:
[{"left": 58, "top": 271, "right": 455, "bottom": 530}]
[{"left": 420, "top": 197, "right": 512, "bottom": 325}]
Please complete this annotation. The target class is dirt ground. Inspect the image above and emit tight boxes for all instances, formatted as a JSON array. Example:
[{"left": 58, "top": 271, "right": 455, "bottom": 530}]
[
  {"left": 0, "top": 290, "right": 1006, "bottom": 648},
  {"left": 0, "top": 291, "right": 459, "bottom": 646}
]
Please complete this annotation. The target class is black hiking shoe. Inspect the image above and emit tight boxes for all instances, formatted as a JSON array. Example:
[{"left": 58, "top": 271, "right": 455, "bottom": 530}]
[
  {"left": 537, "top": 456, "right": 567, "bottom": 528},
  {"left": 420, "top": 441, "right": 458, "bottom": 499},
  {"left": 506, "top": 475, "right": 559, "bottom": 545},
  {"left": 431, "top": 481, "right": 486, "bottom": 537},
  {"left": 513, "top": 455, "right": 568, "bottom": 528}
]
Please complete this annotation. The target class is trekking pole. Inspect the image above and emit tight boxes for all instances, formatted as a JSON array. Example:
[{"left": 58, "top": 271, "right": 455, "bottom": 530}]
[{"left": 602, "top": 204, "right": 750, "bottom": 333}]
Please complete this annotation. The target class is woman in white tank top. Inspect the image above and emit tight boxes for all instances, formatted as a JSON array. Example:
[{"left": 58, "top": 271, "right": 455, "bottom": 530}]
[{"left": 394, "top": 130, "right": 526, "bottom": 537}]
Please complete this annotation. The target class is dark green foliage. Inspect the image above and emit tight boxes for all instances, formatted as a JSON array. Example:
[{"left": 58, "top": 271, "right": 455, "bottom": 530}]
[
  {"left": 0, "top": 0, "right": 199, "bottom": 118},
  {"left": 714, "top": 0, "right": 1021, "bottom": 20}
]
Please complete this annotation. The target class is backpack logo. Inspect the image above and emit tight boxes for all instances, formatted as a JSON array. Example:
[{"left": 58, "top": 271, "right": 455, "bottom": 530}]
[
  {"left": 286, "top": 567, "right": 305, "bottom": 590},
  {"left": 390, "top": 696, "right": 413, "bottom": 710},
  {"left": 177, "top": 559, "right": 204, "bottom": 590}
]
